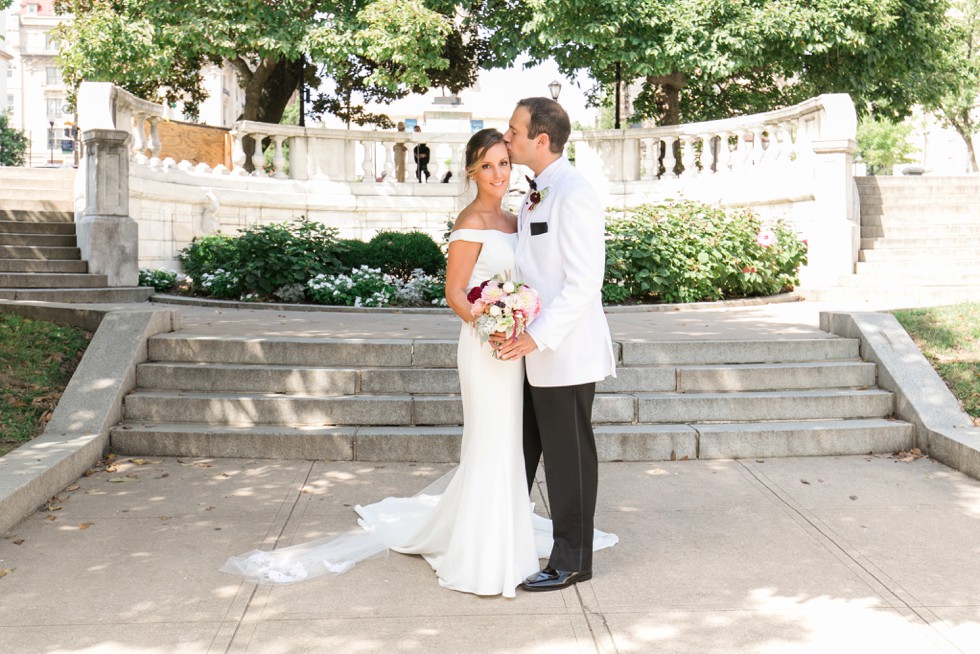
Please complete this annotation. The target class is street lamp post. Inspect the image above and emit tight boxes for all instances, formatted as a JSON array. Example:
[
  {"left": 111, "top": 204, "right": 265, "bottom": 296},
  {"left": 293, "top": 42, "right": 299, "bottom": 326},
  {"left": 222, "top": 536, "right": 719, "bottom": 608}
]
[
  {"left": 548, "top": 79, "right": 562, "bottom": 101},
  {"left": 48, "top": 120, "right": 54, "bottom": 165}
]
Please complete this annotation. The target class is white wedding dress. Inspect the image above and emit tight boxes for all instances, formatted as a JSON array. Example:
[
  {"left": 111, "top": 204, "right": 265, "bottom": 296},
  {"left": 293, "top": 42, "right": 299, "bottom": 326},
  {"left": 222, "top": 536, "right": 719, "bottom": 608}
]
[{"left": 220, "top": 229, "right": 617, "bottom": 597}]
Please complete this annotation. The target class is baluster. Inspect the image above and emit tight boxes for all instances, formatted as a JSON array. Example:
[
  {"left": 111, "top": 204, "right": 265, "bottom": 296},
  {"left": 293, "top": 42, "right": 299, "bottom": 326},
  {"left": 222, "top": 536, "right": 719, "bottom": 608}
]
[
  {"left": 250, "top": 134, "right": 266, "bottom": 175},
  {"left": 715, "top": 131, "right": 730, "bottom": 174},
  {"left": 383, "top": 141, "right": 395, "bottom": 181},
  {"left": 642, "top": 137, "right": 656, "bottom": 180},
  {"left": 765, "top": 123, "right": 783, "bottom": 166},
  {"left": 146, "top": 116, "right": 163, "bottom": 167},
  {"left": 778, "top": 123, "right": 794, "bottom": 164},
  {"left": 360, "top": 140, "right": 374, "bottom": 181},
  {"left": 698, "top": 133, "right": 713, "bottom": 175},
  {"left": 662, "top": 136, "right": 678, "bottom": 179},
  {"left": 679, "top": 135, "right": 695, "bottom": 178},
  {"left": 131, "top": 113, "right": 148, "bottom": 163},
  {"left": 750, "top": 126, "right": 765, "bottom": 167},
  {"left": 230, "top": 129, "right": 248, "bottom": 176},
  {"left": 735, "top": 130, "right": 752, "bottom": 171},
  {"left": 272, "top": 136, "right": 287, "bottom": 179},
  {"left": 450, "top": 144, "right": 463, "bottom": 181}
]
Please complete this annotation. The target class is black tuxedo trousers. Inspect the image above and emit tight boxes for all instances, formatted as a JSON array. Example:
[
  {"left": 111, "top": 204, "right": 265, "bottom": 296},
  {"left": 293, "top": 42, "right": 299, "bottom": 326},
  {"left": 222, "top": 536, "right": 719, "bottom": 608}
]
[{"left": 523, "top": 377, "right": 598, "bottom": 573}]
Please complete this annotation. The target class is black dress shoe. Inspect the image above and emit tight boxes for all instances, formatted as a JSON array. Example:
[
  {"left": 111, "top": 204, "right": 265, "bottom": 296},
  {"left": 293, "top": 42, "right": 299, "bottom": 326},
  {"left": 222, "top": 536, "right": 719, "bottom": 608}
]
[{"left": 520, "top": 567, "right": 593, "bottom": 592}]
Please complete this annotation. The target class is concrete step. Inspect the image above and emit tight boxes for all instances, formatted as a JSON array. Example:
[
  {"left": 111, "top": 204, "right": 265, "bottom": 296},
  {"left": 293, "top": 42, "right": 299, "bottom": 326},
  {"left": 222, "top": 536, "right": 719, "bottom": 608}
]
[
  {"left": 0, "top": 187, "right": 74, "bottom": 201},
  {"left": 859, "top": 247, "right": 980, "bottom": 262},
  {"left": 802, "top": 285, "right": 980, "bottom": 305},
  {"left": 108, "top": 418, "right": 914, "bottom": 462},
  {"left": 860, "top": 212, "right": 978, "bottom": 225},
  {"left": 836, "top": 273, "right": 980, "bottom": 287},
  {"left": 0, "top": 272, "right": 108, "bottom": 288},
  {"left": 0, "top": 209, "right": 72, "bottom": 223},
  {"left": 861, "top": 224, "right": 980, "bottom": 239},
  {"left": 0, "top": 198, "right": 73, "bottom": 212},
  {"left": 0, "top": 245, "right": 80, "bottom": 260},
  {"left": 860, "top": 237, "right": 980, "bottom": 250},
  {"left": 146, "top": 335, "right": 861, "bottom": 367},
  {"left": 0, "top": 220, "right": 74, "bottom": 235},
  {"left": 0, "top": 167, "right": 75, "bottom": 181},
  {"left": 135, "top": 360, "right": 876, "bottom": 395},
  {"left": 0, "top": 259, "right": 87, "bottom": 273},
  {"left": 121, "top": 388, "right": 894, "bottom": 427},
  {"left": 0, "top": 177, "right": 74, "bottom": 190},
  {"left": 0, "top": 287, "right": 154, "bottom": 303},
  {"left": 854, "top": 260, "right": 980, "bottom": 275},
  {"left": 0, "top": 233, "right": 77, "bottom": 247}
]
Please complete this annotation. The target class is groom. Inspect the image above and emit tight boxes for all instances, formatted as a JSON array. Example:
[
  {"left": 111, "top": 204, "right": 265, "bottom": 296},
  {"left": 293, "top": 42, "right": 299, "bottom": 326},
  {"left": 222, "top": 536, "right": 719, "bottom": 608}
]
[{"left": 496, "top": 97, "right": 616, "bottom": 591}]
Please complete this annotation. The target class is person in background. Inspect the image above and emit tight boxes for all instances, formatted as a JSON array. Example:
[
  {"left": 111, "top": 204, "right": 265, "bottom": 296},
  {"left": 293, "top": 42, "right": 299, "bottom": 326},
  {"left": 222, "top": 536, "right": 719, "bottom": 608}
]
[{"left": 413, "top": 125, "right": 431, "bottom": 182}]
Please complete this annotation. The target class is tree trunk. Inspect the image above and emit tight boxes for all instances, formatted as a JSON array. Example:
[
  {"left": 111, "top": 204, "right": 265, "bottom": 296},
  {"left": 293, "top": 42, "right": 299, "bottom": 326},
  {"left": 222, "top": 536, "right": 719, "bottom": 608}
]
[
  {"left": 646, "top": 72, "right": 686, "bottom": 126},
  {"left": 236, "top": 57, "right": 302, "bottom": 170}
]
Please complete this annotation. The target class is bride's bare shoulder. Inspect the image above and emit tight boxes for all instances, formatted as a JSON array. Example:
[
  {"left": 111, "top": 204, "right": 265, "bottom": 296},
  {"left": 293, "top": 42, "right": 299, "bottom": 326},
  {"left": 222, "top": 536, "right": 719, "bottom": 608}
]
[{"left": 451, "top": 207, "right": 488, "bottom": 232}]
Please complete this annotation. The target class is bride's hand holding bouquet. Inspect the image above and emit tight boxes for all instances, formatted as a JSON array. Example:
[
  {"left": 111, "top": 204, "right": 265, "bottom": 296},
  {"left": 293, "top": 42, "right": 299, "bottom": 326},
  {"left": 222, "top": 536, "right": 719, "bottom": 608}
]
[{"left": 467, "top": 274, "right": 541, "bottom": 359}]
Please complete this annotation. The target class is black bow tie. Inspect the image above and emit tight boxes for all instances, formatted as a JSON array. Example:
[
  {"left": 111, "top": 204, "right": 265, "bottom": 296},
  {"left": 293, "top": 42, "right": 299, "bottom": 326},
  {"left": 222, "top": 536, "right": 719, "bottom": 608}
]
[{"left": 526, "top": 175, "right": 537, "bottom": 190}]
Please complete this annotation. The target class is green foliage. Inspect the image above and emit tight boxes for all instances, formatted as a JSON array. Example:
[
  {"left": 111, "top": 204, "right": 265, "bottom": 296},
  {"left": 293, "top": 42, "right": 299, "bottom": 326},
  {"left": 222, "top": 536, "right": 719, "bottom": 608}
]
[
  {"left": 856, "top": 117, "right": 916, "bottom": 175},
  {"left": 892, "top": 302, "right": 980, "bottom": 419},
  {"left": 491, "top": 0, "right": 951, "bottom": 126},
  {"left": 365, "top": 230, "right": 445, "bottom": 278},
  {"left": 138, "top": 268, "right": 178, "bottom": 292},
  {"left": 307, "top": 265, "right": 397, "bottom": 307},
  {"left": 0, "top": 114, "right": 28, "bottom": 167},
  {"left": 54, "top": 0, "right": 482, "bottom": 127},
  {"left": 0, "top": 313, "right": 90, "bottom": 455},
  {"left": 177, "top": 234, "right": 238, "bottom": 284},
  {"left": 177, "top": 218, "right": 344, "bottom": 297},
  {"left": 336, "top": 238, "right": 372, "bottom": 271},
  {"left": 930, "top": 0, "right": 980, "bottom": 171},
  {"left": 604, "top": 202, "right": 808, "bottom": 304}
]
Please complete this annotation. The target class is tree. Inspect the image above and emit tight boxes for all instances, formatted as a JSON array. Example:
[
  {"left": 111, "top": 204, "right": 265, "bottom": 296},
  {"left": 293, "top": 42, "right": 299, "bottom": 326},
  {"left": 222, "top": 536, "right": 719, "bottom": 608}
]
[
  {"left": 488, "top": 0, "right": 952, "bottom": 126},
  {"left": 856, "top": 116, "right": 916, "bottom": 175},
  {"left": 0, "top": 115, "right": 28, "bottom": 167},
  {"left": 932, "top": 0, "right": 980, "bottom": 171},
  {"left": 53, "top": 0, "right": 484, "bottom": 127}
]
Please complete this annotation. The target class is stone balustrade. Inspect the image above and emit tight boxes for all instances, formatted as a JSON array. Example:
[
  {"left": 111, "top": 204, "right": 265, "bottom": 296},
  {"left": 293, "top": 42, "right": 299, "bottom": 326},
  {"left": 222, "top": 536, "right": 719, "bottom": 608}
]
[{"left": 75, "top": 81, "right": 858, "bottom": 289}]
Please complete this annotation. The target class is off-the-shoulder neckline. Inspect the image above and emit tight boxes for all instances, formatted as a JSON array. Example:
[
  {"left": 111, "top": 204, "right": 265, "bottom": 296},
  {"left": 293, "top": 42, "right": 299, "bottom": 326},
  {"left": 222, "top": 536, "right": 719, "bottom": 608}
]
[{"left": 450, "top": 228, "right": 518, "bottom": 236}]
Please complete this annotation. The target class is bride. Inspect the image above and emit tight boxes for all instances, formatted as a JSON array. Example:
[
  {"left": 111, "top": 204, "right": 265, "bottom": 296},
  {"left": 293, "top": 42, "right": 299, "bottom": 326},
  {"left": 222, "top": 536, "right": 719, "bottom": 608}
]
[{"left": 221, "top": 129, "right": 616, "bottom": 598}]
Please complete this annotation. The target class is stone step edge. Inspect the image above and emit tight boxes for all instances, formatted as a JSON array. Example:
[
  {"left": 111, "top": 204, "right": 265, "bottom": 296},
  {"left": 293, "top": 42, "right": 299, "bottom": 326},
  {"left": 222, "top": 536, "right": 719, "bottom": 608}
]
[{"left": 108, "top": 418, "right": 915, "bottom": 462}]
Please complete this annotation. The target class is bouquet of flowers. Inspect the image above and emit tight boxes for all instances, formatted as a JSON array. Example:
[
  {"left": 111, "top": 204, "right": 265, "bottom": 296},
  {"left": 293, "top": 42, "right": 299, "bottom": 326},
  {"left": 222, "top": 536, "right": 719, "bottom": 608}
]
[{"left": 467, "top": 273, "right": 542, "bottom": 358}]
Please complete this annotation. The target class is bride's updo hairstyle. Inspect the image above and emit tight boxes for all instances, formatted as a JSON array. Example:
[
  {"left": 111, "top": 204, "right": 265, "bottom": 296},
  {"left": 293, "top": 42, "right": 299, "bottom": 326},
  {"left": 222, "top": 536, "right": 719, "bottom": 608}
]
[{"left": 464, "top": 128, "right": 506, "bottom": 185}]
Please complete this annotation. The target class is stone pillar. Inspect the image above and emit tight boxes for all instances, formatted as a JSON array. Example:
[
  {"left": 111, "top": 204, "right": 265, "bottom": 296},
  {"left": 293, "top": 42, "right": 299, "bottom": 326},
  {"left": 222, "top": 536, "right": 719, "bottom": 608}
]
[
  {"left": 801, "top": 94, "right": 860, "bottom": 289},
  {"left": 76, "top": 129, "right": 138, "bottom": 287}
]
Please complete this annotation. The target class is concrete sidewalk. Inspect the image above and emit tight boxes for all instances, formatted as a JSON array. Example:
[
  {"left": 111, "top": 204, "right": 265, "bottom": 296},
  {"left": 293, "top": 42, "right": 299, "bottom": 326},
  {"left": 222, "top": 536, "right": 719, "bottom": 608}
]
[{"left": 1, "top": 453, "right": 978, "bottom": 653}]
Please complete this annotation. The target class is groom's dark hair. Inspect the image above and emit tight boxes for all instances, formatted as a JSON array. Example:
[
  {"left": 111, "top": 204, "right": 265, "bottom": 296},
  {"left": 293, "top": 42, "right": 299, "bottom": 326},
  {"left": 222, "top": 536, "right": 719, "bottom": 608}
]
[{"left": 517, "top": 97, "right": 570, "bottom": 154}]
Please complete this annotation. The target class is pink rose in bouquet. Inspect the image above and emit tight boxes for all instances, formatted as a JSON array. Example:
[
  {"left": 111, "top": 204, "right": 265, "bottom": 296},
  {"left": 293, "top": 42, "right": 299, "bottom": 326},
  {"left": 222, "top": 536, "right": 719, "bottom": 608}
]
[{"left": 468, "top": 274, "right": 542, "bottom": 358}]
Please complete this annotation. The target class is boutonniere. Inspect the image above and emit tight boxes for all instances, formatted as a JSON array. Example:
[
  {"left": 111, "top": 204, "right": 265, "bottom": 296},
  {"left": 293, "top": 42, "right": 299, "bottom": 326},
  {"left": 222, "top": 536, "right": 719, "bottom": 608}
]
[{"left": 528, "top": 187, "right": 550, "bottom": 211}]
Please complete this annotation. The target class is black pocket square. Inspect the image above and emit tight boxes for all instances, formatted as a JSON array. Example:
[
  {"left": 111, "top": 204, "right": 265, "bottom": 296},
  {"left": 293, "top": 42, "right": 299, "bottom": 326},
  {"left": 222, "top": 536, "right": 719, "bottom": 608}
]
[{"left": 530, "top": 222, "right": 549, "bottom": 236}]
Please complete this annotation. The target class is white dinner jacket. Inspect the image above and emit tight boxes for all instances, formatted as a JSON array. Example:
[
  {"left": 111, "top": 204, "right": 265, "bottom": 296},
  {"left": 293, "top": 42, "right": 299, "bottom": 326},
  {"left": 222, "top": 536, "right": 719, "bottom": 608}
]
[{"left": 516, "top": 157, "right": 616, "bottom": 387}]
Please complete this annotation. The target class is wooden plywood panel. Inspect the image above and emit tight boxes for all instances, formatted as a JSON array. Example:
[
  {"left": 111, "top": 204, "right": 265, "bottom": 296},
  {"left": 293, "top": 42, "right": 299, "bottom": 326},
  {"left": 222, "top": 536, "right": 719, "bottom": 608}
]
[{"left": 154, "top": 121, "right": 232, "bottom": 170}]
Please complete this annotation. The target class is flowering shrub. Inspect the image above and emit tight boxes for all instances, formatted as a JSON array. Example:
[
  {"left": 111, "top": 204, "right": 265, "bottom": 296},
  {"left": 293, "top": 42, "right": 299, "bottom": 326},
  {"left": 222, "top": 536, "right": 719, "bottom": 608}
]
[
  {"left": 604, "top": 201, "right": 808, "bottom": 304},
  {"left": 138, "top": 268, "right": 180, "bottom": 292},
  {"left": 391, "top": 269, "right": 446, "bottom": 306},
  {"left": 198, "top": 268, "right": 242, "bottom": 299},
  {"left": 307, "top": 266, "right": 396, "bottom": 307},
  {"left": 273, "top": 283, "right": 307, "bottom": 303}
]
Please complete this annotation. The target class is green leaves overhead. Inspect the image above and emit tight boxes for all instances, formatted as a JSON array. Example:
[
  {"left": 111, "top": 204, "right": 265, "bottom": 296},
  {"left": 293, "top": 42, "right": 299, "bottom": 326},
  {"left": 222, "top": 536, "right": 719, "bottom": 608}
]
[{"left": 54, "top": 0, "right": 471, "bottom": 125}]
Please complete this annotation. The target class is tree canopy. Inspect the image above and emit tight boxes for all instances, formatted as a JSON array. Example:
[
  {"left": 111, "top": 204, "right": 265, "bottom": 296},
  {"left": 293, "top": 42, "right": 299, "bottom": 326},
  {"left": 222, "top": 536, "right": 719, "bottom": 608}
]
[
  {"left": 492, "top": 0, "right": 953, "bottom": 125},
  {"left": 931, "top": 0, "right": 980, "bottom": 171},
  {"left": 54, "top": 0, "right": 483, "bottom": 126}
]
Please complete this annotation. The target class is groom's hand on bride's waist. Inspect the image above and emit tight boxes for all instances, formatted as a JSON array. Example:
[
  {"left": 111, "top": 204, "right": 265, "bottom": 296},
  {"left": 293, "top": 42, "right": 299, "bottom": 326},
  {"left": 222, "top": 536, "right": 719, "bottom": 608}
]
[{"left": 495, "top": 332, "right": 538, "bottom": 361}]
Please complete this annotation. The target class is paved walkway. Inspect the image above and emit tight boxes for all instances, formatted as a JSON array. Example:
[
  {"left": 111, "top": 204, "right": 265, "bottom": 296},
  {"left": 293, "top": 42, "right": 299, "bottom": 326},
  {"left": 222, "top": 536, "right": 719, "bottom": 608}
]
[{"left": 2, "top": 298, "right": 978, "bottom": 653}]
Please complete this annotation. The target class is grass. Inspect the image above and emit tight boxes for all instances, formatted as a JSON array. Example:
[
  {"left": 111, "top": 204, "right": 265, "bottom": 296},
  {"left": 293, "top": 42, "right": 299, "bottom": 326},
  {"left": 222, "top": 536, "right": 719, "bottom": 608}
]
[
  {"left": 0, "top": 314, "right": 91, "bottom": 457},
  {"left": 891, "top": 302, "right": 980, "bottom": 421}
]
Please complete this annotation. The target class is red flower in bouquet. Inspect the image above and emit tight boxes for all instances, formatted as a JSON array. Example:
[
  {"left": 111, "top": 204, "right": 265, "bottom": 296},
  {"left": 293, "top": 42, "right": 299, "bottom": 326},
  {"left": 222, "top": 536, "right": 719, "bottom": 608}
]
[{"left": 468, "top": 274, "right": 542, "bottom": 358}]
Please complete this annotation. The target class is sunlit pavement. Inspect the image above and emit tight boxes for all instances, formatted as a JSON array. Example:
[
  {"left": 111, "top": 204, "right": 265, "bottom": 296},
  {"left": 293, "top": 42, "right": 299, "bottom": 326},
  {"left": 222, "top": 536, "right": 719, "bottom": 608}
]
[{"left": 1, "top": 453, "right": 978, "bottom": 653}]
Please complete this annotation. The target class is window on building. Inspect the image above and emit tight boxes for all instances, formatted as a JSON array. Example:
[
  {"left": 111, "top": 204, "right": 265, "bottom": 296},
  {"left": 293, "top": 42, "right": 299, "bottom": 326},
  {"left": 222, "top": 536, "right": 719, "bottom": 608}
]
[
  {"left": 45, "top": 34, "right": 60, "bottom": 51},
  {"left": 6, "top": 95, "right": 13, "bottom": 109},
  {"left": 46, "top": 98, "right": 62, "bottom": 119},
  {"left": 27, "top": 3, "right": 39, "bottom": 14},
  {"left": 46, "top": 67, "right": 60, "bottom": 86}
]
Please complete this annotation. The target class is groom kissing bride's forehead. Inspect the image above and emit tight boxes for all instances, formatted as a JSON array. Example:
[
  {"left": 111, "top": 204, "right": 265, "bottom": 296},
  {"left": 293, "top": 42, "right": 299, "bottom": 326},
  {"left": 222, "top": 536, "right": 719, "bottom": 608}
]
[{"left": 500, "top": 97, "right": 618, "bottom": 592}]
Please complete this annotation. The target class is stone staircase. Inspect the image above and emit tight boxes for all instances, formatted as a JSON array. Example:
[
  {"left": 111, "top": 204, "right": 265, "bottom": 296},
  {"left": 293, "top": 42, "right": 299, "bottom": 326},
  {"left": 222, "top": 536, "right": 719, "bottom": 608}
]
[
  {"left": 805, "top": 175, "right": 980, "bottom": 305},
  {"left": 0, "top": 168, "right": 152, "bottom": 303},
  {"left": 110, "top": 333, "right": 915, "bottom": 463}
]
